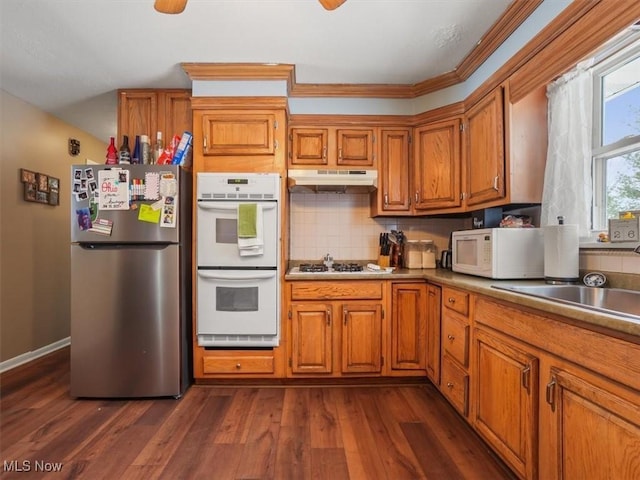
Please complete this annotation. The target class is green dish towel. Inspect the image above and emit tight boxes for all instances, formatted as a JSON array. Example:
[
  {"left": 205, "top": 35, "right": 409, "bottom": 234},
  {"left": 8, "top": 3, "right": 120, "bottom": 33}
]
[{"left": 238, "top": 203, "right": 257, "bottom": 238}]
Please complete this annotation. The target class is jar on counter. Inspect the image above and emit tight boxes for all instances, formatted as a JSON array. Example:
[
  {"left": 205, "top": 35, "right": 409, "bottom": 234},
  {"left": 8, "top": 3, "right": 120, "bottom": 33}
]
[
  {"left": 421, "top": 239, "right": 436, "bottom": 269},
  {"left": 404, "top": 240, "right": 423, "bottom": 269}
]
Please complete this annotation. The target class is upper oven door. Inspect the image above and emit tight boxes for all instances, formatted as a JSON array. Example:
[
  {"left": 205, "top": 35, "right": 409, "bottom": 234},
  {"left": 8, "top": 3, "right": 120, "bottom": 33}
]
[{"left": 197, "top": 200, "right": 278, "bottom": 267}]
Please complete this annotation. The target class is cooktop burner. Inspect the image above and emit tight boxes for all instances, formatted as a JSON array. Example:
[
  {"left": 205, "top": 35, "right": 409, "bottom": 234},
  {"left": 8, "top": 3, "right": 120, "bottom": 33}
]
[
  {"left": 298, "top": 263, "right": 329, "bottom": 273},
  {"left": 332, "top": 263, "right": 364, "bottom": 272}
]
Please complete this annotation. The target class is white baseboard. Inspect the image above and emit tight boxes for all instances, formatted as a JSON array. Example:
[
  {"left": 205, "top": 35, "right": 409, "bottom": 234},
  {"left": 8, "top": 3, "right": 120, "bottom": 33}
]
[{"left": 0, "top": 337, "right": 70, "bottom": 373}]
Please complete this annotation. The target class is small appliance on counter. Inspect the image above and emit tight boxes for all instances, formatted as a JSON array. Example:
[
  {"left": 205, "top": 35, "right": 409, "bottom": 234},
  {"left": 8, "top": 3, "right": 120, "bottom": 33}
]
[
  {"left": 451, "top": 228, "right": 544, "bottom": 279},
  {"left": 543, "top": 216, "right": 579, "bottom": 284}
]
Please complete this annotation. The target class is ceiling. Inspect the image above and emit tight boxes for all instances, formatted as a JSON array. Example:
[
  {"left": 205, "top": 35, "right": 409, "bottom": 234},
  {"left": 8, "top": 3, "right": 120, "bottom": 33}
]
[{"left": 1, "top": 0, "right": 519, "bottom": 143}]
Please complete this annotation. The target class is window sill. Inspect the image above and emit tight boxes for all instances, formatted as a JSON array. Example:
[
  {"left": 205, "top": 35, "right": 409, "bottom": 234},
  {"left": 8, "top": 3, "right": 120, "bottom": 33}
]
[{"left": 580, "top": 241, "right": 638, "bottom": 250}]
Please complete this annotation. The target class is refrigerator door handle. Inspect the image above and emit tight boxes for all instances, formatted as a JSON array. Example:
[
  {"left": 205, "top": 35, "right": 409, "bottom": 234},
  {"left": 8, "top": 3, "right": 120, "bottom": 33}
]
[
  {"left": 197, "top": 202, "right": 276, "bottom": 211},
  {"left": 197, "top": 270, "right": 277, "bottom": 281},
  {"left": 78, "top": 243, "right": 174, "bottom": 250}
]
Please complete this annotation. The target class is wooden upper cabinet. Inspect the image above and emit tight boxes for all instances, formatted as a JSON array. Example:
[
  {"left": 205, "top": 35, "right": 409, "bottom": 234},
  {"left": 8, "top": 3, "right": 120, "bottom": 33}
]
[
  {"left": 201, "top": 112, "right": 277, "bottom": 156},
  {"left": 337, "top": 129, "right": 375, "bottom": 166},
  {"left": 289, "top": 128, "right": 328, "bottom": 165},
  {"left": 375, "top": 129, "right": 411, "bottom": 214},
  {"left": 413, "top": 118, "right": 462, "bottom": 211},
  {"left": 118, "top": 89, "right": 191, "bottom": 144},
  {"left": 289, "top": 126, "right": 376, "bottom": 168},
  {"left": 465, "top": 86, "right": 506, "bottom": 207}
]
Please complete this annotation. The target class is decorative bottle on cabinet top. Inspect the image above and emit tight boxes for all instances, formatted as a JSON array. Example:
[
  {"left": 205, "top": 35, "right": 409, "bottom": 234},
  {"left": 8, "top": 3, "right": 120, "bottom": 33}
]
[
  {"left": 106, "top": 136, "right": 118, "bottom": 165},
  {"left": 118, "top": 135, "right": 131, "bottom": 164},
  {"left": 131, "top": 135, "right": 141, "bottom": 164}
]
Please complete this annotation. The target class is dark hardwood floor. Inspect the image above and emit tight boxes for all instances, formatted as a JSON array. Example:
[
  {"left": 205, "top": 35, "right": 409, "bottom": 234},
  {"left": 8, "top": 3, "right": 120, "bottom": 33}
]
[{"left": 0, "top": 348, "right": 516, "bottom": 479}]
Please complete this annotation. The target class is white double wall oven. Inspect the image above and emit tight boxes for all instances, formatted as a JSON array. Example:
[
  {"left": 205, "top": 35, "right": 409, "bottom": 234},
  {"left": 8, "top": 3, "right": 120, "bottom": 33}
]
[{"left": 196, "top": 173, "right": 281, "bottom": 347}]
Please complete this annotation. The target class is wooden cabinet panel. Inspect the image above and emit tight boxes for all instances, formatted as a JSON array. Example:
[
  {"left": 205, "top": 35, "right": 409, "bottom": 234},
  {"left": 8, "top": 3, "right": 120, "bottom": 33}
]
[
  {"left": 543, "top": 366, "right": 640, "bottom": 480},
  {"left": 201, "top": 113, "right": 276, "bottom": 156},
  {"left": 341, "top": 304, "right": 383, "bottom": 373},
  {"left": 465, "top": 86, "right": 506, "bottom": 206},
  {"left": 376, "top": 129, "right": 411, "bottom": 214},
  {"left": 391, "top": 283, "right": 427, "bottom": 371},
  {"left": 426, "top": 283, "right": 442, "bottom": 385},
  {"left": 442, "top": 286, "right": 469, "bottom": 317},
  {"left": 289, "top": 128, "right": 328, "bottom": 165},
  {"left": 202, "top": 354, "right": 274, "bottom": 374},
  {"left": 413, "top": 118, "right": 462, "bottom": 210},
  {"left": 337, "top": 129, "right": 375, "bottom": 166},
  {"left": 290, "top": 304, "right": 333, "bottom": 374},
  {"left": 442, "top": 312, "right": 469, "bottom": 368},
  {"left": 290, "top": 281, "right": 383, "bottom": 301},
  {"left": 474, "top": 328, "right": 538, "bottom": 480},
  {"left": 441, "top": 355, "right": 469, "bottom": 416},
  {"left": 162, "top": 91, "right": 192, "bottom": 139},
  {"left": 118, "top": 90, "right": 158, "bottom": 142}
]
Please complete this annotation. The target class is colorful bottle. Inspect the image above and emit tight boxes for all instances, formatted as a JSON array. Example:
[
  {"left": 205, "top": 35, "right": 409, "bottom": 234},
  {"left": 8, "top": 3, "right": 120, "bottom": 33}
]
[
  {"left": 106, "top": 136, "right": 118, "bottom": 165},
  {"left": 118, "top": 135, "right": 131, "bottom": 164},
  {"left": 131, "top": 135, "right": 141, "bottom": 164}
]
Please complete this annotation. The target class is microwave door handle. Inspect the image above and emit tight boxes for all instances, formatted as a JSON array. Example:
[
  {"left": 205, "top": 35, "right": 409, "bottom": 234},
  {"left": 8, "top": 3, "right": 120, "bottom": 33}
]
[
  {"left": 197, "top": 203, "right": 276, "bottom": 211},
  {"left": 198, "top": 271, "right": 277, "bottom": 281}
]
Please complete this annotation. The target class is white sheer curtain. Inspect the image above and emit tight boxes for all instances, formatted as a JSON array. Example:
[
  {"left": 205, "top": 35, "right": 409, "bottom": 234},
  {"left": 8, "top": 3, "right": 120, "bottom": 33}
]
[{"left": 541, "top": 59, "right": 594, "bottom": 238}]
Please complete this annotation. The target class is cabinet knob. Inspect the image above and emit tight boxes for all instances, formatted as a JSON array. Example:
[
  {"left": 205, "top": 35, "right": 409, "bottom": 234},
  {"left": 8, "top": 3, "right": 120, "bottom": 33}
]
[
  {"left": 448, "top": 297, "right": 455, "bottom": 303},
  {"left": 447, "top": 382, "right": 454, "bottom": 389},
  {"left": 447, "top": 334, "right": 455, "bottom": 341},
  {"left": 236, "top": 363, "right": 241, "bottom": 369}
]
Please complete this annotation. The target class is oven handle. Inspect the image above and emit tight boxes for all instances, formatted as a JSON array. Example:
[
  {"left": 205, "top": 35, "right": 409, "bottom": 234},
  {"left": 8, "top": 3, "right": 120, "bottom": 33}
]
[
  {"left": 197, "top": 202, "right": 277, "bottom": 211},
  {"left": 197, "top": 270, "right": 277, "bottom": 281}
]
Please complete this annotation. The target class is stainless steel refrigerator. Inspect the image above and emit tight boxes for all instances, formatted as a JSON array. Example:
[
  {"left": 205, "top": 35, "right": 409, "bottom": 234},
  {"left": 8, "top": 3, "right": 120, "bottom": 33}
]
[{"left": 70, "top": 164, "right": 191, "bottom": 398}]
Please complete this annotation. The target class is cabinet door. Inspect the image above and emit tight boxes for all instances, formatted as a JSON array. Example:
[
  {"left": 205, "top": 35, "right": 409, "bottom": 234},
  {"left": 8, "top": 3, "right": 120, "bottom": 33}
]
[
  {"left": 336, "top": 129, "right": 375, "bottom": 166},
  {"left": 161, "top": 90, "right": 192, "bottom": 139},
  {"left": 426, "top": 283, "right": 442, "bottom": 385},
  {"left": 290, "top": 303, "right": 333, "bottom": 374},
  {"left": 465, "top": 87, "right": 505, "bottom": 206},
  {"left": 378, "top": 129, "right": 411, "bottom": 212},
  {"left": 118, "top": 90, "right": 159, "bottom": 142},
  {"left": 202, "top": 113, "right": 276, "bottom": 156},
  {"left": 341, "top": 304, "right": 382, "bottom": 374},
  {"left": 474, "top": 328, "right": 538, "bottom": 480},
  {"left": 544, "top": 367, "right": 640, "bottom": 480},
  {"left": 413, "top": 118, "right": 462, "bottom": 210},
  {"left": 289, "top": 128, "right": 328, "bottom": 166},
  {"left": 391, "top": 283, "right": 426, "bottom": 370}
]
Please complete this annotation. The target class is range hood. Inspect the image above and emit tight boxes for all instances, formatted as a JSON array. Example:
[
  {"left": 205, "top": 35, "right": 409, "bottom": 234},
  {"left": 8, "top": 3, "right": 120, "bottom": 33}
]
[{"left": 287, "top": 169, "right": 378, "bottom": 193}]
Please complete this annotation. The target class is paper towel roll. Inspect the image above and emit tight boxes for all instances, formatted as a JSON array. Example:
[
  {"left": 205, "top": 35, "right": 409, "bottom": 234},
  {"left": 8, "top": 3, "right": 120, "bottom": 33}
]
[{"left": 544, "top": 224, "right": 579, "bottom": 282}]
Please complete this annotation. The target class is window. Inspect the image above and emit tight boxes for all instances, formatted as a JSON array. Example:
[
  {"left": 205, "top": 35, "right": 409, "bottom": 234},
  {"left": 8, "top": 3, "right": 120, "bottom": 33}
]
[{"left": 591, "top": 32, "right": 640, "bottom": 232}]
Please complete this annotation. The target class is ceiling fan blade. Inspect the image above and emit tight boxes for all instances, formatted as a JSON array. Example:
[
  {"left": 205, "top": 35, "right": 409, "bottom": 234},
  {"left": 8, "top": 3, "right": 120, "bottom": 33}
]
[
  {"left": 154, "top": 0, "right": 187, "bottom": 14},
  {"left": 318, "top": 0, "right": 347, "bottom": 11}
]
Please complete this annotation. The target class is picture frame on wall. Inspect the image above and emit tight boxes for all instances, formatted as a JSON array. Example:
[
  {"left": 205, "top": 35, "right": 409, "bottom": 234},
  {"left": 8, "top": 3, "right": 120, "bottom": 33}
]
[
  {"left": 36, "top": 191, "right": 48, "bottom": 204},
  {"left": 48, "top": 177, "right": 59, "bottom": 191},
  {"left": 24, "top": 182, "right": 37, "bottom": 202},
  {"left": 21, "top": 168, "right": 37, "bottom": 184},
  {"left": 48, "top": 191, "right": 59, "bottom": 206},
  {"left": 37, "top": 173, "right": 49, "bottom": 192}
]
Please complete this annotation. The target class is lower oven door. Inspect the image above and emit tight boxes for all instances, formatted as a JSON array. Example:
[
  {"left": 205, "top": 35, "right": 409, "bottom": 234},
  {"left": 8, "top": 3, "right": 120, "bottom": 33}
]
[{"left": 196, "top": 269, "right": 279, "bottom": 347}]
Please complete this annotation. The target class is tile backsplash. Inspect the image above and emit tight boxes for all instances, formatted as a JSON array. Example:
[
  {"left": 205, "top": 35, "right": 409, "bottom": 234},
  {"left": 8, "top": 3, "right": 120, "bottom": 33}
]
[{"left": 289, "top": 193, "right": 469, "bottom": 261}]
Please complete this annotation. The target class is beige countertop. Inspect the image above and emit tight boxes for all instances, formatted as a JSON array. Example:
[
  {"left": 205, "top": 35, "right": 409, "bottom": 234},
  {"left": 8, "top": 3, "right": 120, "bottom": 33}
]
[{"left": 285, "top": 267, "right": 640, "bottom": 340}]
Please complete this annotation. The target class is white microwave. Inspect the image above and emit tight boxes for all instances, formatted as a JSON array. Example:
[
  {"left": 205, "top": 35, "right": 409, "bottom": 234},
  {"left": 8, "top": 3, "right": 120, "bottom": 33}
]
[{"left": 452, "top": 228, "right": 544, "bottom": 279}]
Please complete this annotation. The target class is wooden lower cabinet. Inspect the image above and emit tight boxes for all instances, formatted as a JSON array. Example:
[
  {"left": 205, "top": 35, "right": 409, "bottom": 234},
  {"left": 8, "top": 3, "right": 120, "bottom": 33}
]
[
  {"left": 290, "top": 303, "right": 333, "bottom": 374},
  {"left": 473, "top": 327, "right": 538, "bottom": 480},
  {"left": 426, "top": 283, "right": 442, "bottom": 385},
  {"left": 540, "top": 361, "right": 640, "bottom": 480},
  {"left": 390, "top": 282, "right": 427, "bottom": 373}
]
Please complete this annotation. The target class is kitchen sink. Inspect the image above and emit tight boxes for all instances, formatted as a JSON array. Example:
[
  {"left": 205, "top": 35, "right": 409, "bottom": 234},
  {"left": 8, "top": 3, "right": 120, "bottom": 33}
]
[{"left": 492, "top": 285, "right": 640, "bottom": 321}]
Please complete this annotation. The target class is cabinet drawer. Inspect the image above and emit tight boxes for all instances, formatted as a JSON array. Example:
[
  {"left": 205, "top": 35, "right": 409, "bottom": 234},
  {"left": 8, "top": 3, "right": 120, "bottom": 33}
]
[
  {"left": 442, "top": 287, "right": 469, "bottom": 317},
  {"left": 442, "top": 312, "right": 470, "bottom": 367},
  {"left": 290, "top": 281, "right": 383, "bottom": 300},
  {"left": 441, "top": 356, "right": 469, "bottom": 416},
  {"left": 202, "top": 355, "right": 274, "bottom": 374}
]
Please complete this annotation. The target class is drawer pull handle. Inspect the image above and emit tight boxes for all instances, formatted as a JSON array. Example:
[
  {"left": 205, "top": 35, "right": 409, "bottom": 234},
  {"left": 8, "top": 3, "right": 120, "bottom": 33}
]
[
  {"left": 447, "top": 334, "right": 455, "bottom": 341},
  {"left": 546, "top": 377, "right": 556, "bottom": 411},
  {"left": 522, "top": 365, "right": 531, "bottom": 392},
  {"left": 448, "top": 297, "right": 455, "bottom": 303},
  {"left": 236, "top": 363, "right": 241, "bottom": 369},
  {"left": 327, "top": 309, "right": 331, "bottom": 325},
  {"left": 447, "top": 382, "right": 454, "bottom": 389}
]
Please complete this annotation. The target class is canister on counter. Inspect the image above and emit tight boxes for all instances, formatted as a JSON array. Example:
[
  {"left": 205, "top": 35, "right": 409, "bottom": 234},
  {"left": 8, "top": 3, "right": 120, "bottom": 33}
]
[
  {"left": 404, "top": 240, "right": 423, "bottom": 269},
  {"left": 421, "top": 239, "right": 436, "bottom": 268}
]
